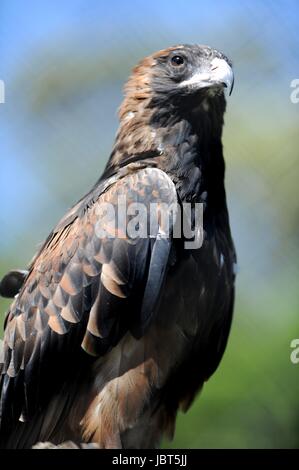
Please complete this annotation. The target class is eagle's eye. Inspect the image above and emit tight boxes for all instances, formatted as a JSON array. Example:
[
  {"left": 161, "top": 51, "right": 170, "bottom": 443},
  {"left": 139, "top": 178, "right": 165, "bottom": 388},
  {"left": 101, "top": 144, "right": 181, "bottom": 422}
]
[{"left": 171, "top": 55, "right": 185, "bottom": 66}]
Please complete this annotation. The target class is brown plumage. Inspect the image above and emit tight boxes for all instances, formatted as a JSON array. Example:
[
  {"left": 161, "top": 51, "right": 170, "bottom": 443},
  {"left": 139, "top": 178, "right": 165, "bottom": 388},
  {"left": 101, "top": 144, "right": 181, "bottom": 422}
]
[{"left": 0, "top": 44, "right": 236, "bottom": 448}]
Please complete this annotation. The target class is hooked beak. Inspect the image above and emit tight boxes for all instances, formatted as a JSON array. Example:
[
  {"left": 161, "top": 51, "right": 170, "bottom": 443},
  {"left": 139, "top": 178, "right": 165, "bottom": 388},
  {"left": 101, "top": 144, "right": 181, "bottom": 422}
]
[{"left": 180, "top": 57, "right": 234, "bottom": 96}]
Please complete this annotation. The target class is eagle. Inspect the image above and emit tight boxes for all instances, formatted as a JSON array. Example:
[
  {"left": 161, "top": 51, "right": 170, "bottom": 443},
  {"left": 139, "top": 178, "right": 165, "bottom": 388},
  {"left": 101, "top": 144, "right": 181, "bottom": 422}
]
[{"left": 0, "top": 44, "right": 236, "bottom": 449}]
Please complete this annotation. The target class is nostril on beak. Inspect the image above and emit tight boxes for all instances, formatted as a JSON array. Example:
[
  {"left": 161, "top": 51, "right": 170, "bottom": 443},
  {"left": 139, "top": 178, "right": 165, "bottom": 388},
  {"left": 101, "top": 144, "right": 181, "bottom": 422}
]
[{"left": 211, "top": 65, "right": 218, "bottom": 71}]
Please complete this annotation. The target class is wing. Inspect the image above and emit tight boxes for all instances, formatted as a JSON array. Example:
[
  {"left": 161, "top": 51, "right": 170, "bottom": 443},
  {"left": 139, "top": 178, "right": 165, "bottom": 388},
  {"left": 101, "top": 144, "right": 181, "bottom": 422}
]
[{"left": 0, "top": 167, "right": 178, "bottom": 435}]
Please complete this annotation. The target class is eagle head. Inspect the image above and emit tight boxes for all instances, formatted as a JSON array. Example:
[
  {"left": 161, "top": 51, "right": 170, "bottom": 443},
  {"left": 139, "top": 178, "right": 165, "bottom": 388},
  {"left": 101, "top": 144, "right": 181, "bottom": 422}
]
[{"left": 110, "top": 44, "right": 234, "bottom": 173}]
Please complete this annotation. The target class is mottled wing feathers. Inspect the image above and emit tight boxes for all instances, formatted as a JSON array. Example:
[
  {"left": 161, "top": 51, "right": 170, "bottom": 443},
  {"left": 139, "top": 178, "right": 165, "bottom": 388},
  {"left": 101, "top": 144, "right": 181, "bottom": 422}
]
[{"left": 0, "top": 167, "right": 177, "bottom": 431}]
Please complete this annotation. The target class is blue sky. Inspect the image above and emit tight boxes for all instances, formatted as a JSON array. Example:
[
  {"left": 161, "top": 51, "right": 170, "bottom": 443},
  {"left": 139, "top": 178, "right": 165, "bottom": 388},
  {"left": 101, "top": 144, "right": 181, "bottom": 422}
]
[{"left": 1, "top": 0, "right": 298, "bottom": 73}]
